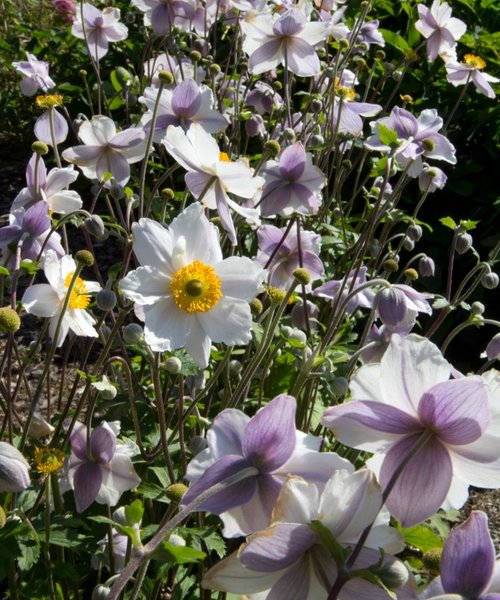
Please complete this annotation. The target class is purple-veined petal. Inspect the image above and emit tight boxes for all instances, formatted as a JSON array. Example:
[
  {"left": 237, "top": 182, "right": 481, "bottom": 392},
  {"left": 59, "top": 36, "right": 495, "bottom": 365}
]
[
  {"left": 242, "top": 394, "right": 297, "bottom": 472},
  {"left": 279, "top": 143, "right": 306, "bottom": 180},
  {"left": 248, "top": 38, "right": 284, "bottom": 75},
  {"left": 322, "top": 400, "right": 421, "bottom": 451},
  {"left": 285, "top": 38, "right": 321, "bottom": 77},
  {"left": 380, "top": 432, "right": 453, "bottom": 527},
  {"left": 98, "top": 454, "right": 141, "bottom": 506},
  {"left": 441, "top": 511, "right": 494, "bottom": 597},
  {"left": 240, "top": 523, "right": 316, "bottom": 572},
  {"left": 172, "top": 79, "right": 202, "bottom": 118},
  {"left": 90, "top": 423, "right": 116, "bottom": 464},
  {"left": 206, "top": 409, "right": 249, "bottom": 458},
  {"left": 267, "top": 557, "right": 312, "bottom": 600},
  {"left": 418, "top": 378, "right": 490, "bottom": 445},
  {"left": 96, "top": 149, "right": 130, "bottom": 186},
  {"left": 73, "top": 461, "right": 102, "bottom": 512},
  {"left": 69, "top": 422, "right": 89, "bottom": 461},
  {"left": 181, "top": 455, "right": 257, "bottom": 513}
]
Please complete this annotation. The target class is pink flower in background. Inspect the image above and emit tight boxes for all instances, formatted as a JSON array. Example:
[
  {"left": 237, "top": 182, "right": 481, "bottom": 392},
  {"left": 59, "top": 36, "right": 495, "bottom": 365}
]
[
  {"left": 12, "top": 53, "right": 56, "bottom": 96},
  {"left": 72, "top": 3, "right": 128, "bottom": 61},
  {"left": 415, "top": 0, "right": 466, "bottom": 62},
  {"left": 52, "top": 0, "right": 76, "bottom": 23}
]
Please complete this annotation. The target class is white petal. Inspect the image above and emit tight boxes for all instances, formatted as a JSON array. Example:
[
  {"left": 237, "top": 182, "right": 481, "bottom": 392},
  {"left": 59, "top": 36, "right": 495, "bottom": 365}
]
[
  {"left": 196, "top": 298, "right": 252, "bottom": 345},
  {"left": 217, "top": 256, "right": 265, "bottom": 301},
  {"left": 22, "top": 284, "right": 59, "bottom": 317},
  {"left": 131, "top": 218, "right": 174, "bottom": 271},
  {"left": 143, "top": 297, "right": 190, "bottom": 351},
  {"left": 120, "top": 266, "right": 170, "bottom": 305}
]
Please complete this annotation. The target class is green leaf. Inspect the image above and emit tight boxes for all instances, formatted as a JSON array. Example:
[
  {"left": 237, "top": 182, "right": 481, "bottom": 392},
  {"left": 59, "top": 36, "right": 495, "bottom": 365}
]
[
  {"left": 17, "top": 537, "right": 40, "bottom": 571},
  {"left": 309, "top": 520, "right": 349, "bottom": 565},
  {"left": 377, "top": 123, "right": 399, "bottom": 146},
  {"left": 379, "top": 29, "right": 410, "bottom": 52},
  {"left": 400, "top": 524, "right": 443, "bottom": 552},
  {"left": 0, "top": 266, "right": 10, "bottom": 276},
  {"left": 151, "top": 540, "right": 206, "bottom": 564},
  {"left": 125, "top": 499, "right": 144, "bottom": 527},
  {"left": 20, "top": 260, "right": 40, "bottom": 275},
  {"left": 439, "top": 216, "right": 457, "bottom": 230}
]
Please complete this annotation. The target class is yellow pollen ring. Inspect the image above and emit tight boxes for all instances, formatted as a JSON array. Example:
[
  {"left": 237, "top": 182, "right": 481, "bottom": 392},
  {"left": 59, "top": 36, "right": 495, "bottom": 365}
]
[
  {"left": 64, "top": 272, "right": 90, "bottom": 309},
  {"left": 219, "top": 151, "right": 231, "bottom": 162},
  {"left": 463, "top": 54, "right": 486, "bottom": 70},
  {"left": 35, "top": 94, "right": 64, "bottom": 109},
  {"left": 170, "top": 260, "right": 223, "bottom": 313}
]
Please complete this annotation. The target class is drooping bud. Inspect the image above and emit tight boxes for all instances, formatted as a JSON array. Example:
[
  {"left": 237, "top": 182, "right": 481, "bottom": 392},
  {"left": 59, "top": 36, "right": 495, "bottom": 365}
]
[
  {"left": 481, "top": 272, "right": 499, "bottom": 290},
  {"left": 189, "top": 436, "right": 208, "bottom": 456},
  {"left": 470, "top": 301, "right": 485, "bottom": 316},
  {"left": 418, "top": 256, "right": 435, "bottom": 277},
  {"left": 84, "top": 214, "right": 107, "bottom": 240},
  {"left": 96, "top": 289, "right": 117, "bottom": 311},
  {"left": 0, "top": 442, "right": 31, "bottom": 492},
  {"left": 291, "top": 300, "right": 319, "bottom": 331},
  {"left": 377, "top": 560, "right": 410, "bottom": 589},
  {"left": 407, "top": 224, "right": 423, "bottom": 242},
  {"left": 455, "top": 232, "right": 473, "bottom": 254},
  {"left": 375, "top": 287, "right": 408, "bottom": 327},
  {"left": 164, "top": 356, "right": 182, "bottom": 375},
  {"left": 122, "top": 323, "right": 144, "bottom": 345}
]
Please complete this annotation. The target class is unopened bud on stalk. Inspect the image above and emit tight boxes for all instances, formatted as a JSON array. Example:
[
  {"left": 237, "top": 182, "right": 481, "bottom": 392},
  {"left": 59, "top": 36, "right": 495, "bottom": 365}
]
[
  {"left": 377, "top": 561, "right": 410, "bottom": 589},
  {"left": 330, "top": 377, "right": 349, "bottom": 397},
  {"left": 282, "top": 128, "right": 296, "bottom": 142},
  {"left": 338, "top": 38, "right": 350, "bottom": 51},
  {"left": 471, "top": 301, "right": 485, "bottom": 316},
  {"left": 165, "top": 356, "right": 182, "bottom": 374},
  {"left": 96, "top": 289, "right": 117, "bottom": 311},
  {"left": 228, "top": 360, "right": 243, "bottom": 376},
  {"left": 84, "top": 215, "right": 107, "bottom": 240},
  {"left": 209, "top": 63, "right": 221, "bottom": 76},
  {"left": 375, "top": 49, "right": 386, "bottom": 60},
  {"left": 161, "top": 187, "right": 175, "bottom": 200},
  {"left": 308, "top": 134, "right": 324, "bottom": 147},
  {"left": 189, "top": 436, "right": 208, "bottom": 456},
  {"left": 375, "top": 287, "right": 408, "bottom": 327},
  {"left": 311, "top": 98, "right": 322, "bottom": 112},
  {"left": 122, "top": 323, "right": 144, "bottom": 345},
  {"left": 0, "top": 307, "right": 21, "bottom": 333},
  {"left": 0, "top": 442, "right": 31, "bottom": 492},
  {"left": 481, "top": 272, "right": 499, "bottom": 290},
  {"left": 166, "top": 483, "right": 188, "bottom": 503},
  {"left": 75, "top": 250, "right": 94, "bottom": 267},
  {"left": 455, "top": 232, "right": 472, "bottom": 254},
  {"left": 32, "top": 141, "right": 48, "bottom": 155},
  {"left": 189, "top": 50, "right": 202, "bottom": 62},
  {"left": 419, "top": 256, "right": 435, "bottom": 277},
  {"left": 403, "top": 237, "right": 415, "bottom": 251},
  {"left": 92, "top": 584, "right": 111, "bottom": 600},
  {"left": 407, "top": 224, "right": 423, "bottom": 242},
  {"left": 79, "top": 69, "right": 87, "bottom": 77}
]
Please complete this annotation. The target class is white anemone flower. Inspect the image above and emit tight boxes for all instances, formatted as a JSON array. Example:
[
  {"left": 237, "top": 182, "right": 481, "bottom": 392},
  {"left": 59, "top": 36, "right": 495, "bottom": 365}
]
[
  {"left": 22, "top": 250, "right": 101, "bottom": 347},
  {"left": 119, "top": 202, "right": 265, "bottom": 367},
  {"left": 162, "top": 124, "right": 264, "bottom": 244}
]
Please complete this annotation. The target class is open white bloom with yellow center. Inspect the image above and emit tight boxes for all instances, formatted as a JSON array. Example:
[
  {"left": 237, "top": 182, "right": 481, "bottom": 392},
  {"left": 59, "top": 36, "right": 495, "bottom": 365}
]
[
  {"left": 119, "top": 203, "right": 265, "bottom": 367},
  {"left": 22, "top": 250, "right": 101, "bottom": 347}
]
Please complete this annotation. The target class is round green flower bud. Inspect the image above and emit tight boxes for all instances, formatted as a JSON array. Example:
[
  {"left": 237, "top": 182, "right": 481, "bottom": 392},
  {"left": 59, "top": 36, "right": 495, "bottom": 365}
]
[
  {"left": 0, "top": 307, "right": 21, "bottom": 333},
  {"left": 308, "top": 134, "right": 324, "bottom": 148},
  {"left": 209, "top": 63, "right": 221, "bottom": 76},
  {"left": 166, "top": 483, "right": 188, "bottom": 503},
  {"left": 31, "top": 141, "right": 49, "bottom": 155},
  {"left": 122, "top": 323, "right": 144, "bottom": 345},
  {"left": 455, "top": 232, "right": 472, "bottom": 254},
  {"left": 75, "top": 250, "right": 94, "bottom": 267},
  {"left": 250, "top": 298, "right": 263, "bottom": 317},
  {"left": 272, "top": 80, "right": 283, "bottom": 91},
  {"left": 228, "top": 359, "right": 243, "bottom": 376},
  {"left": 158, "top": 70, "right": 174, "bottom": 85},
  {"left": 338, "top": 38, "right": 350, "bottom": 51},
  {"left": 264, "top": 139, "right": 281, "bottom": 157},
  {"left": 377, "top": 561, "right": 410, "bottom": 589},
  {"left": 375, "top": 50, "right": 386, "bottom": 60},
  {"left": 330, "top": 376, "right": 349, "bottom": 397},
  {"left": 165, "top": 356, "right": 182, "bottom": 375},
  {"left": 293, "top": 268, "right": 311, "bottom": 285},
  {"left": 384, "top": 258, "right": 399, "bottom": 272},
  {"left": 404, "top": 268, "right": 419, "bottom": 281},
  {"left": 79, "top": 69, "right": 88, "bottom": 77},
  {"left": 115, "top": 66, "right": 132, "bottom": 86},
  {"left": 84, "top": 215, "right": 107, "bottom": 240},
  {"left": 239, "top": 61, "right": 248, "bottom": 73},
  {"left": 481, "top": 272, "right": 499, "bottom": 290},
  {"left": 471, "top": 301, "right": 485, "bottom": 316},
  {"left": 96, "top": 289, "right": 117, "bottom": 311},
  {"left": 311, "top": 98, "right": 323, "bottom": 112}
]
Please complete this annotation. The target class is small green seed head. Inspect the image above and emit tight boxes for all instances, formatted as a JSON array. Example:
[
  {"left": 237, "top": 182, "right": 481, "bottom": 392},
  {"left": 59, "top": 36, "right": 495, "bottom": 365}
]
[
  {"left": 264, "top": 139, "right": 281, "bottom": 157},
  {"left": 422, "top": 548, "right": 442, "bottom": 574},
  {"left": 267, "top": 286, "right": 287, "bottom": 304},
  {"left": 166, "top": 483, "right": 188, "bottom": 503},
  {"left": 404, "top": 268, "right": 419, "bottom": 281},
  {"left": 189, "top": 50, "right": 202, "bottom": 62},
  {"left": 209, "top": 63, "right": 221, "bottom": 76},
  {"left": 31, "top": 141, "right": 49, "bottom": 155},
  {"left": 158, "top": 70, "right": 174, "bottom": 85},
  {"left": 75, "top": 250, "right": 94, "bottom": 267},
  {"left": 384, "top": 258, "right": 399, "bottom": 273},
  {"left": 0, "top": 307, "right": 21, "bottom": 333},
  {"left": 293, "top": 268, "right": 311, "bottom": 285},
  {"left": 249, "top": 297, "right": 263, "bottom": 317}
]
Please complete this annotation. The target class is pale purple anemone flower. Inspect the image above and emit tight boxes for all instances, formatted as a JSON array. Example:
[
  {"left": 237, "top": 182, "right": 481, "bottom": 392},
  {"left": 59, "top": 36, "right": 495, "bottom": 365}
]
[
  {"left": 12, "top": 53, "right": 56, "bottom": 96},
  {"left": 365, "top": 106, "right": 456, "bottom": 177},
  {"left": 418, "top": 511, "right": 500, "bottom": 600},
  {"left": 0, "top": 442, "right": 31, "bottom": 493},
  {"left": 139, "top": 79, "right": 227, "bottom": 143},
  {"left": 67, "top": 421, "right": 141, "bottom": 513},
  {"left": 34, "top": 103, "right": 68, "bottom": 147},
  {"left": 418, "top": 163, "right": 448, "bottom": 192},
  {"left": 313, "top": 266, "right": 376, "bottom": 315},
  {"left": 259, "top": 143, "right": 326, "bottom": 217},
  {"left": 183, "top": 394, "right": 352, "bottom": 537},
  {"left": 445, "top": 55, "right": 499, "bottom": 99},
  {"left": 12, "top": 153, "right": 82, "bottom": 215},
  {"left": 256, "top": 224, "right": 324, "bottom": 289},
  {"left": 351, "top": 19, "right": 385, "bottom": 48},
  {"left": 374, "top": 284, "right": 433, "bottom": 328},
  {"left": 321, "top": 334, "right": 500, "bottom": 527},
  {"left": 0, "top": 202, "right": 64, "bottom": 268},
  {"left": 62, "top": 115, "right": 146, "bottom": 187},
  {"left": 131, "top": 0, "right": 195, "bottom": 34},
  {"left": 203, "top": 470, "right": 414, "bottom": 599},
  {"left": 245, "top": 81, "right": 284, "bottom": 114},
  {"left": 415, "top": 0, "right": 466, "bottom": 62},
  {"left": 485, "top": 334, "right": 500, "bottom": 362},
  {"left": 241, "top": 8, "right": 329, "bottom": 76},
  {"left": 72, "top": 4, "right": 128, "bottom": 61},
  {"left": 362, "top": 321, "right": 415, "bottom": 364},
  {"left": 333, "top": 91, "right": 382, "bottom": 137}
]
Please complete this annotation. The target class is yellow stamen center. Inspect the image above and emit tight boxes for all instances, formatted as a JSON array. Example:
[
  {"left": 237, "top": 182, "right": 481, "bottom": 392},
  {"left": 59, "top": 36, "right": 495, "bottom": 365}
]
[
  {"left": 219, "top": 151, "right": 231, "bottom": 162},
  {"left": 334, "top": 81, "right": 356, "bottom": 102},
  {"left": 35, "top": 94, "right": 64, "bottom": 109},
  {"left": 34, "top": 447, "right": 65, "bottom": 474},
  {"left": 64, "top": 272, "right": 90, "bottom": 309},
  {"left": 170, "top": 260, "right": 222, "bottom": 313},
  {"left": 463, "top": 54, "right": 486, "bottom": 70}
]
